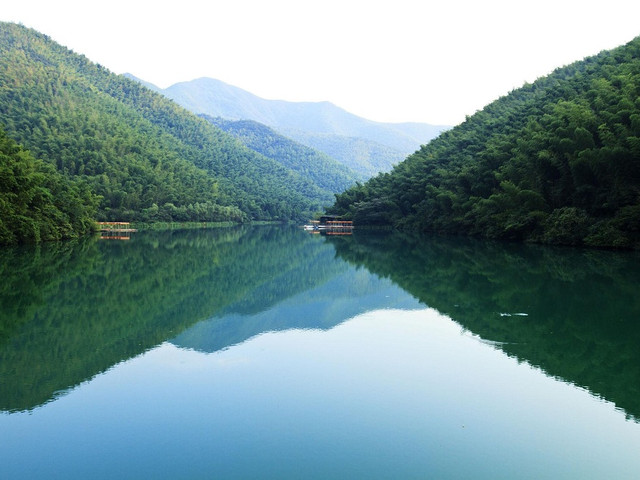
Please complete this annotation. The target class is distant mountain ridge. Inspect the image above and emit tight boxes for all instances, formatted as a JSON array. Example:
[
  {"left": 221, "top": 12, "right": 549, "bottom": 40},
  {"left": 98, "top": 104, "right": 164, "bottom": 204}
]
[
  {"left": 163, "top": 77, "right": 445, "bottom": 147},
  {"left": 126, "top": 75, "right": 449, "bottom": 176}
]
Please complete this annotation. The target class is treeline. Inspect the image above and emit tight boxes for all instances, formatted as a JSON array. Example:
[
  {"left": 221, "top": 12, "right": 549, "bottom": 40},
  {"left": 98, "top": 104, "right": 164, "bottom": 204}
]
[
  {"left": 0, "top": 127, "right": 96, "bottom": 244},
  {"left": 329, "top": 36, "right": 640, "bottom": 248},
  {"left": 0, "top": 22, "right": 334, "bottom": 243}
]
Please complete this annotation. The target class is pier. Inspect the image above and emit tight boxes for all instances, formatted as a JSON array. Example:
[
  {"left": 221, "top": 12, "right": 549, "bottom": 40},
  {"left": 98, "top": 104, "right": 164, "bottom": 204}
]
[{"left": 97, "top": 222, "right": 137, "bottom": 240}]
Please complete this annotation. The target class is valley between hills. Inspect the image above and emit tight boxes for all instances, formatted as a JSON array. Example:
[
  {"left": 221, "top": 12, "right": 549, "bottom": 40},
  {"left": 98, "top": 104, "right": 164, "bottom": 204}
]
[{"left": 1, "top": 21, "right": 639, "bottom": 249}]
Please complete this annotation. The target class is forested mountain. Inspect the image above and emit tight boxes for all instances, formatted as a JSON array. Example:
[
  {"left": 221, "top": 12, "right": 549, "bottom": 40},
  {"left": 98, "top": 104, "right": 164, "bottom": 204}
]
[
  {"left": 202, "top": 115, "right": 362, "bottom": 191},
  {"left": 0, "top": 22, "right": 335, "bottom": 238},
  {"left": 139, "top": 76, "right": 448, "bottom": 176},
  {"left": 329, "top": 36, "right": 640, "bottom": 249},
  {"left": 125, "top": 74, "right": 382, "bottom": 178}
]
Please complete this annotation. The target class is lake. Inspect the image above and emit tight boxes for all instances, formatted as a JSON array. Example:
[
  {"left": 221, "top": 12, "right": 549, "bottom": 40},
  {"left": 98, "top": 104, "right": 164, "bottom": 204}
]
[{"left": 1, "top": 225, "right": 640, "bottom": 479}]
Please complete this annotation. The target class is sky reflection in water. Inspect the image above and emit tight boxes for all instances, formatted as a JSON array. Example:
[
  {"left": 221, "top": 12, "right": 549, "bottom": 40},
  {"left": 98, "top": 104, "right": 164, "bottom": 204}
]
[{"left": 3, "top": 307, "right": 640, "bottom": 480}]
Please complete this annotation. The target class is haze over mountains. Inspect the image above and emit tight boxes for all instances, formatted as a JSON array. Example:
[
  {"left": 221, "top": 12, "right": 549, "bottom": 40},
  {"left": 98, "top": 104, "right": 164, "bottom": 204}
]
[{"left": 125, "top": 75, "right": 449, "bottom": 177}]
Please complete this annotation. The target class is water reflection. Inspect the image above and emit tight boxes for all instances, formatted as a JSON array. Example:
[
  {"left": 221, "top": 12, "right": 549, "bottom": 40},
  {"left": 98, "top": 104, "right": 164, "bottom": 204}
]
[
  {"left": 327, "top": 230, "right": 640, "bottom": 421},
  {"left": 171, "top": 265, "right": 421, "bottom": 353},
  {"left": 0, "top": 226, "right": 349, "bottom": 412},
  {"left": 2, "top": 225, "right": 640, "bottom": 426}
]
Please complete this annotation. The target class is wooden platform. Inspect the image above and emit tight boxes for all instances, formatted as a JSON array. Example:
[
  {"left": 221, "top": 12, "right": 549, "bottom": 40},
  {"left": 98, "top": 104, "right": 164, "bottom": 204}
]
[{"left": 97, "top": 222, "right": 137, "bottom": 240}]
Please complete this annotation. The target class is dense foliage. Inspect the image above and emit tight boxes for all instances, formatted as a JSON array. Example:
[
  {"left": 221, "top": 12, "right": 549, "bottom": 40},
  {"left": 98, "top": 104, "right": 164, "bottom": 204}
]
[
  {"left": 330, "top": 37, "right": 640, "bottom": 248},
  {"left": 0, "top": 126, "right": 96, "bottom": 244},
  {"left": 203, "top": 116, "right": 362, "bottom": 191},
  {"left": 0, "top": 22, "right": 330, "bottom": 233}
]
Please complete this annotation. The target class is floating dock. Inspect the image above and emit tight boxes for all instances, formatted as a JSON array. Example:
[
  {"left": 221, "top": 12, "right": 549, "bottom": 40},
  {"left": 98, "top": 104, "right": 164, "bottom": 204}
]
[{"left": 97, "top": 222, "right": 137, "bottom": 240}]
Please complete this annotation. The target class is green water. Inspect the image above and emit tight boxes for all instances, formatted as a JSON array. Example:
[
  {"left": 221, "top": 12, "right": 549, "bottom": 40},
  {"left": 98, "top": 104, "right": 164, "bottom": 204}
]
[{"left": 1, "top": 226, "right": 639, "bottom": 478}]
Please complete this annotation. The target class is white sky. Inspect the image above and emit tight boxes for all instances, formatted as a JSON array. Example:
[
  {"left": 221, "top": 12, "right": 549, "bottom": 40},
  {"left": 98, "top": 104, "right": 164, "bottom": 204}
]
[{"left": 2, "top": 0, "right": 640, "bottom": 125}]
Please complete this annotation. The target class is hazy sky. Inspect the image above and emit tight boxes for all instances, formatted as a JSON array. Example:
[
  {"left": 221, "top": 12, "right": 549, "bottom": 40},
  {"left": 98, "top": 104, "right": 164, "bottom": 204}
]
[{"left": 2, "top": 0, "right": 640, "bottom": 125}]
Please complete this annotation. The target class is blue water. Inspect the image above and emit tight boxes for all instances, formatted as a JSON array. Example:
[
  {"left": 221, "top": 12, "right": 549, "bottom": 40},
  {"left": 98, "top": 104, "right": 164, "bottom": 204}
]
[{"left": 1, "top": 226, "right": 639, "bottom": 479}]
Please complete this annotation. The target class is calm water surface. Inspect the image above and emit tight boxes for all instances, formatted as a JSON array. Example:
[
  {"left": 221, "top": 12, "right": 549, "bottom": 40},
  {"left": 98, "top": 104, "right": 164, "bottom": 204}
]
[{"left": 1, "top": 226, "right": 640, "bottom": 479}]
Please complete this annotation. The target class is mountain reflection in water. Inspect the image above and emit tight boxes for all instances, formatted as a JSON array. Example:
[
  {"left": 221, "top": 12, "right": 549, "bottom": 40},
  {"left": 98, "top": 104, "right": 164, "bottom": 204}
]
[
  {"left": 327, "top": 230, "right": 640, "bottom": 422},
  {"left": 1, "top": 226, "right": 639, "bottom": 424}
]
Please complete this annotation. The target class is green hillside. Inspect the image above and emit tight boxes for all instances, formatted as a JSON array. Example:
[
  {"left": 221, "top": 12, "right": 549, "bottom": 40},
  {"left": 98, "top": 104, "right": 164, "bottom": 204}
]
[
  {"left": 329, "top": 36, "right": 640, "bottom": 249},
  {"left": 0, "top": 22, "right": 330, "bottom": 238},
  {"left": 0, "top": 126, "right": 97, "bottom": 244},
  {"left": 126, "top": 74, "right": 394, "bottom": 179},
  {"left": 203, "top": 116, "right": 362, "bottom": 190}
]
